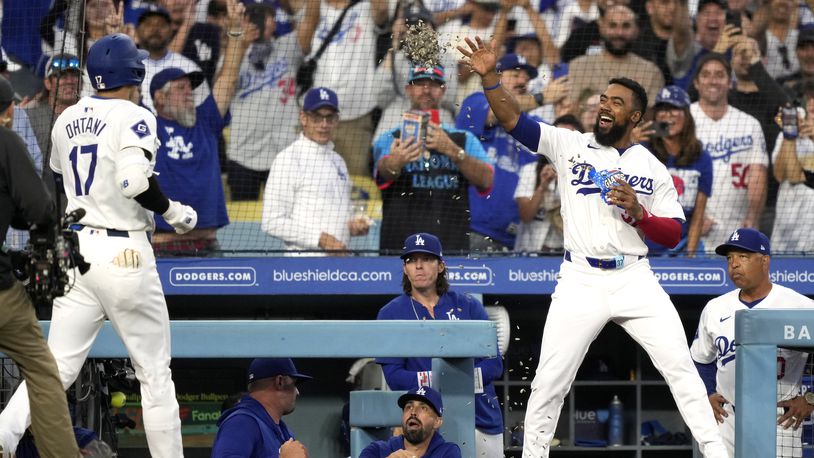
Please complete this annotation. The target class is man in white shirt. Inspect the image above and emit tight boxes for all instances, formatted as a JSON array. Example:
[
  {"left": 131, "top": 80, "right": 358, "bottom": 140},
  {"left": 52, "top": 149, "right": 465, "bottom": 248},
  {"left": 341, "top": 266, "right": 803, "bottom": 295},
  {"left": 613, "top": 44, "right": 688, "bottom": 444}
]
[
  {"left": 689, "top": 53, "right": 768, "bottom": 250},
  {"left": 261, "top": 87, "right": 371, "bottom": 255}
]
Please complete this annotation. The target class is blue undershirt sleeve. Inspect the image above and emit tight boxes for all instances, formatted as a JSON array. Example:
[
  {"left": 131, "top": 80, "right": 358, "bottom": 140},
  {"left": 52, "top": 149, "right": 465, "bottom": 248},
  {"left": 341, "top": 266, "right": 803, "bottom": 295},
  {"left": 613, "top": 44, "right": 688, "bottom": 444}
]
[
  {"left": 694, "top": 360, "right": 717, "bottom": 395},
  {"left": 507, "top": 113, "right": 542, "bottom": 153}
]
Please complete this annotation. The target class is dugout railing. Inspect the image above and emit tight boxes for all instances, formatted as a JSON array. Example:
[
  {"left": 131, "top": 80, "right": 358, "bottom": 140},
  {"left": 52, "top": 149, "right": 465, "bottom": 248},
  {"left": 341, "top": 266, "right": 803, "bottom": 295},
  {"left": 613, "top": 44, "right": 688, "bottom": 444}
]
[
  {"left": 735, "top": 309, "right": 814, "bottom": 458},
  {"left": 27, "top": 319, "right": 498, "bottom": 458}
]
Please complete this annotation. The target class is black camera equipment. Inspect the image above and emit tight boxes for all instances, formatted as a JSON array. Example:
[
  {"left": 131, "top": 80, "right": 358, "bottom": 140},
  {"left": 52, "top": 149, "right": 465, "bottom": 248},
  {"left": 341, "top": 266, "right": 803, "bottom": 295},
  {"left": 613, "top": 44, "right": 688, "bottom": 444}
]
[{"left": 26, "top": 208, "right": 90, "bottom": 305}]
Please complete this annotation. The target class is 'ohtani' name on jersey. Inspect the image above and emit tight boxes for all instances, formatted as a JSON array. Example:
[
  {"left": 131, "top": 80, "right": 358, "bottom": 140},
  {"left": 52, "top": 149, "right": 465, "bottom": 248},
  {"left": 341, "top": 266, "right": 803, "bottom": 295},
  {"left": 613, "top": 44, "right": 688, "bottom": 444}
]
[{"left": 65, "top": 117, "right": 107, "bottom": 139}]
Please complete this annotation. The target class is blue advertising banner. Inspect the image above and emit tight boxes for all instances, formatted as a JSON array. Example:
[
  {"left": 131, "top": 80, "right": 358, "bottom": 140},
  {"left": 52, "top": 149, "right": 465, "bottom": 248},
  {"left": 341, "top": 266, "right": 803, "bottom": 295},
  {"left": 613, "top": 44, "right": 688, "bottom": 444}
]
[{"left": 157, "top": 257, "right": 814, "bottom": 296}]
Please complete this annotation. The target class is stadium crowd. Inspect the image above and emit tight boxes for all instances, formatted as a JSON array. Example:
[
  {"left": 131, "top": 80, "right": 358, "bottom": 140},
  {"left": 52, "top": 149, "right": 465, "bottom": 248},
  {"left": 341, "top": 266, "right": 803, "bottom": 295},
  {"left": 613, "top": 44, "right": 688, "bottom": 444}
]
[{"left": 0, "top": 0, "right": 812, "bottom": 257}]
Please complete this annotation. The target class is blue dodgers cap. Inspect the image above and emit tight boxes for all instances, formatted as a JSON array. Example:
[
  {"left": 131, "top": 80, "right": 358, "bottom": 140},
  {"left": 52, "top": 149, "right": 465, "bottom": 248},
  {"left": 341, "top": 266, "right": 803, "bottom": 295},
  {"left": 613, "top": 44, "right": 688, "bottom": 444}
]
[
  {"left": 407, "top": 64, "right": 446, "bottom": 84},
  {"left": 248, "top": 358, "right": 313, "bottom": 383},
  {"left": 149, "top": 68, "right": 205, "bottom": 98},
  {"left": 506, "top": 33, "right": 541, "bottom": 54},
  {"left": 398, "top": 386, "right": 444, "bottom": 416},
  {"left": 496, "top": 53, "right": 538, "bottom": 79},
  {"left": 137, "top": 4, "right": 171, "bottom": 24},
  {"left": 455, "top": 92, "right": 490, "bottom": 137},
  {"left": 401, "top": 232, "right": 443, "bottom": 260},
  {"left": 715, "top": 228, "right": 771, "bottom": 256},
  {"left": 303, "top": 86, "right": 339, "bottom": 112},
  {"left": 654, "top": 85, "right": 691, "bottom": 109}
]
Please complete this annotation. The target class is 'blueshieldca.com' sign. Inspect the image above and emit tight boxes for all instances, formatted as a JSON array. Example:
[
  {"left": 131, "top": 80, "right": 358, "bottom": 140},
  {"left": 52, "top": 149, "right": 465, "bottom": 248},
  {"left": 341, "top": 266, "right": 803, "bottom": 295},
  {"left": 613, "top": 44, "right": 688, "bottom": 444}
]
[{"left": 157, "top": 257, "right": 814, "bottom": 296}]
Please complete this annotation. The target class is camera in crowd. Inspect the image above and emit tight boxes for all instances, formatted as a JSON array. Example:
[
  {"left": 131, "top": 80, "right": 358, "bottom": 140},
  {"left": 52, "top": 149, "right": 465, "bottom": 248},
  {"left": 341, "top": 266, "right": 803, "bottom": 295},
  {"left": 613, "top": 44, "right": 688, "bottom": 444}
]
[
  {"left": 651, "top": 121, "right": 671, "bottom": 139},
  {"left": 22, "top": 208, "right": 90, "bottom": 305},
  {"left": 401, "top": 110, "right": 430, "bottom": 148}
]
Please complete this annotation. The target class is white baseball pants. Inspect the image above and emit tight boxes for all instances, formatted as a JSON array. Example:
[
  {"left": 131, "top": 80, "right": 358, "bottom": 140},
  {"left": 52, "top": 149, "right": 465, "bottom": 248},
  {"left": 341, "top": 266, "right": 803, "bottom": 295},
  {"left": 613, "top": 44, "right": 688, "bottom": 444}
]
[{"left": 522, "top": 259, "right": 727, "bottom": 458}]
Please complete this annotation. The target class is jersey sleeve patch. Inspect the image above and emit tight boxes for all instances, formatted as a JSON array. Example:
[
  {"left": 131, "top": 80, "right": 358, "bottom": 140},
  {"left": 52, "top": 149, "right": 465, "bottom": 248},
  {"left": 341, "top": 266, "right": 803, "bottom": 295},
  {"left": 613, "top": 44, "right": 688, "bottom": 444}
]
[{"left": 131, "top": 120, "right": 152, "bottom": 139}]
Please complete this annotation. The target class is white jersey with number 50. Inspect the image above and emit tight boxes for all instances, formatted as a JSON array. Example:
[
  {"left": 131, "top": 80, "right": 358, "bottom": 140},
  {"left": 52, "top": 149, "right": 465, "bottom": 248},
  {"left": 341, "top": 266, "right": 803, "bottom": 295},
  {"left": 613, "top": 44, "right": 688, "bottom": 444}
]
[{"left": 50, "top": 96, "right": 159, "bottom": 232}]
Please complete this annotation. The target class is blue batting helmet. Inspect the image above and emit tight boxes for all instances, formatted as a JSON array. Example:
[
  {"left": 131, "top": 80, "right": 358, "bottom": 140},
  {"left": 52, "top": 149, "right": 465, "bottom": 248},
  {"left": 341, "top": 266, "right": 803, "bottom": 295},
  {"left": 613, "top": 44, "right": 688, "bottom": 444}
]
[{"left": 86, "top": 34, "right": 149, "bottom": 91}]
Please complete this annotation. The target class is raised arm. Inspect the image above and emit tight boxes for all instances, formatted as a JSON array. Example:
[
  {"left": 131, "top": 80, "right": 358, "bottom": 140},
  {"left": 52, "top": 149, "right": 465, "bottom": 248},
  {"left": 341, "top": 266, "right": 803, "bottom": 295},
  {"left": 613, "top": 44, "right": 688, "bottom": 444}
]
[
  {"left": 370, "top": 0, "right": 389, "bottom": 28},
  {"left": 213, "top": 0, "right": 252, "bottom": 117},
  {"left": 169, "top": 1, "right": 196, "bottom": 54},
  {"left": 671, "top": 0, "right": 693, "bottom": 60},
  {"left": 520, "top": 0, "right": 559, "bottom": 64},
  {"left": 517, "top": 164, "right": 555, "bottom": 222},
  {"left": 773, "top": 137, "right": 806, "bottom": 183},
  {"left": 458, "top": 37, "right": 521, "bottom": 131},
  {"left": 686, "top": 192, "right": 708, "bottom": 256},
  {"left": 297, "top": 0, "right": 321, "bottom": 55},
  {"left": 742, "top": 164, "right": 767, "bottom": 229}
]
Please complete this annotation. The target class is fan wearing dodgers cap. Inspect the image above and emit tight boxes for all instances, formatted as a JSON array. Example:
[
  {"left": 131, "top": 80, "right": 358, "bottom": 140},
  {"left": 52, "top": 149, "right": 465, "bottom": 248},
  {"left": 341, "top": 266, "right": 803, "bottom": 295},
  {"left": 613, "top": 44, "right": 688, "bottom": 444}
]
[
  {"left": 136, "top": 3, "right": 209, "bottom": 113},
  {"left": 213, "top": 358, "right": 312, "bottom": 457},
  {"left": 456, "top": 53, "right": 541, "bottom": 252},
  {"left": 691, "top": 228, "right": 814, "bottom": 457},
  {"left": 640, "top": 85, "right": 713, "bottom": 256},
  {"left": 261, "top": 87, "right": 371, "bottom": 254},
  {"left": 372, "top": 63, "right": 494, "bottom": 254},
  {"left": 148, "top": 0, "right": 248, "bottom": 256},
  {"left": 359, "top": 386, "right": 461, "bottom": 458},
  {"left": 375, "top": 233, "right": 503, "bottom": 457}
]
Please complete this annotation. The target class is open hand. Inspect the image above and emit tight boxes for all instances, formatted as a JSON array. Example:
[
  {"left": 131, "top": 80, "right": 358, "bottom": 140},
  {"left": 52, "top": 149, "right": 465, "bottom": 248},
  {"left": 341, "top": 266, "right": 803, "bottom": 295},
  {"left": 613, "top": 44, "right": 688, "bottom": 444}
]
[
  {"left": 631, "top": 120, "right": 655, "bottom": 144},
  {"left": 227, "top": 0, "right": 247, "bottom": 33},
  {"left": 457, "top": 36, "right": 498, "bottom": 77},
  {"left": 777, "top": 396, "right": 813, "bottom": 430}
]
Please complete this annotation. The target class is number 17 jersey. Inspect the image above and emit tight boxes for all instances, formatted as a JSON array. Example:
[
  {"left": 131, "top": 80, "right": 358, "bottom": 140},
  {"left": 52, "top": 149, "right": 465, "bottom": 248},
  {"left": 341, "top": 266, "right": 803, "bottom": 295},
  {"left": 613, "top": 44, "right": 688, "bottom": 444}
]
[{"left": 50, "top": 96, "right": 159, "bottom": 232}]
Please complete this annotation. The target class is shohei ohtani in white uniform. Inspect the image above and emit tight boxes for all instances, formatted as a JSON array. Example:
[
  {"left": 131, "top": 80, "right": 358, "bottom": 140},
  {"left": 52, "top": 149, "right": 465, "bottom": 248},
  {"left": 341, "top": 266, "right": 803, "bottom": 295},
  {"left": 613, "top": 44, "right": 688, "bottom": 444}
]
[
  {"left": 458, "top": 37, "right": 727, "bottom": 458},
  {"left": 0, "top": 34, "right": 197, "bottom": 458},
  {"left": 692, "top": 228, "right": 814, "bottom": 457}
]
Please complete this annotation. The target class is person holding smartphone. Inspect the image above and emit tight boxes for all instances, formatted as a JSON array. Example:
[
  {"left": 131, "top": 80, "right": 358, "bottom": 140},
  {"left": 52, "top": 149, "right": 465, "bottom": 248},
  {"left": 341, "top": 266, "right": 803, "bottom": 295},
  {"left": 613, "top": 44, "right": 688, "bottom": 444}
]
[
  {"left": 728, "top": 35, "right": 789, "bottom": 167},
  {"left": 642, "top": 85, "right": 713, "bottom": 256},
  {"left": 771, "top": 79, "right": 814, "bottom": 254}
]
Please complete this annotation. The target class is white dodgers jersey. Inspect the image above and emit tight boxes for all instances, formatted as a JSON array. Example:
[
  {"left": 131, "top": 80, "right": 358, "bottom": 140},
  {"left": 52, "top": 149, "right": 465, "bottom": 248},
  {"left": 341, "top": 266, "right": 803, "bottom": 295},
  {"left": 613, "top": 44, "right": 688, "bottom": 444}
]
[
  {"left": 690, "top": 103, "right": 768, "bottom": 247},
  {"left": 533, "top": 122, "right": 685, "bottom": 258},
  {"left": 50, "top": 96, "right": 159, "bottom": 232},
  {"left": 691, "top": 284, "right": 814, "bottom": 405}
]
